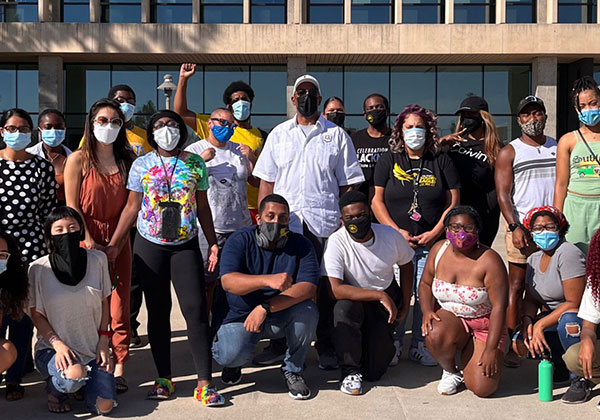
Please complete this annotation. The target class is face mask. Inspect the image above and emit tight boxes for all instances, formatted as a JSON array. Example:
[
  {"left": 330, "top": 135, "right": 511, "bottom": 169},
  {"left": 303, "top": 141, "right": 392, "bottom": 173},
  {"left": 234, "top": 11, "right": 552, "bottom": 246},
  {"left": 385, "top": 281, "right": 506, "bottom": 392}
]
[
  {"left": 326, "top": 112, "right": 345, "bottom": 127},
  {"left": 297, "top": 93, "right": 319, "bottom": 117},
  {"left": 461, "top": 116, "right": 483, "bottom": 136},
  {"left": 519, "top": 118, "right": 545, "bottom": 137},
  {"left": 256, "top": 221, "right": 290, "bottom": 249},
  {"left": 532, "top": 231, "right": 560, "bottom": 251},
  {"left": 3, "top": 132, "right": 31, "bottom": 151},
  {"left": 40, "top": 129, "right": 66, "bottom": 148},
  {"left": 232, "top": 100, "right": 251, "bottom": 122},
  {"left": 365, "top": 109, "right": 387, "bottom": 127},
  {"left": 154, "top": 126, "right": 180, "bottom": 151},
  {"left": 93, "top": 123, "right": 120, "bottom": 145},
  {"left": 0, "top": 259, "right": 7, "bottom": 275},
  {"left": 120, "top": 102, "right": 135, "bottom": 122},
  {"left": 578, "top": 108, "right": 600, "bottom": 127},
  {"left": 49, "top": 230, "right": 88, "bottom": 286},
  {"left": 403, "top": 128, "right": 427, "bottom": 150},
  {"left": 344, "top": 215, "right": 371, "bottom": 240},
  {"left": 446, "top": 230, "right": 479, "bottom": 250},
  {"left": 211, "top": 124, "right": 234, "bottom": 144}
]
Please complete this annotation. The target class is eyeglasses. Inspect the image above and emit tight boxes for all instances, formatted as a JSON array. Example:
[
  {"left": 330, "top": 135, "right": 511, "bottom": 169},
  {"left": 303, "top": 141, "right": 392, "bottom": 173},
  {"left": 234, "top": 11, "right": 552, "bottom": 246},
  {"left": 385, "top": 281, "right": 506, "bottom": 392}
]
[
  {"left": 210, "top": 118, "right": 237, "bottom": 129},
  {"left": 93, "top": 117, "right": 123, "bottom": 128},
  {"left": 296, "top": 88, "right": 319, "bottom": 97},
  {"left": 531, "top": 224, "right": 558, "bottom": 234},
  {"left": 448, "top": 223, "right": 477, "bottom": 233},
  {"left": 3, "top": 125, "right": 32, "bottom": 134},
  {"left": 153, "top": 120, "right": 179, "bottom": 130},
  {"left": 0, "top": 252, "right": 10, "bottom": 261}
]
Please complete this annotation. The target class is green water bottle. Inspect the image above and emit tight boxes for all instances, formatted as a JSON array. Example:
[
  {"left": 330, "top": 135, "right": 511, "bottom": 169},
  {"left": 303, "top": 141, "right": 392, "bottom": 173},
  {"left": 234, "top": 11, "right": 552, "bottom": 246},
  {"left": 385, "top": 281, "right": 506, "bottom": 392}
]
[{"left": 538, "top": 357, "right": 553, "bottom": 402}]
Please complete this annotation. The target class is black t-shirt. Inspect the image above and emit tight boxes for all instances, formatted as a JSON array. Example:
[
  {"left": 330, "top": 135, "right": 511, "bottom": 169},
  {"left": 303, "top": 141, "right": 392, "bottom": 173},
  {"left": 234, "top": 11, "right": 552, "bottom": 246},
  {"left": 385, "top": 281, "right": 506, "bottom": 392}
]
[
  {"left": 351, "top": 128, "right": 390, "bottom": 196},
  {"left": 373, "top": 151, "right": 460, "bottom": 236}
]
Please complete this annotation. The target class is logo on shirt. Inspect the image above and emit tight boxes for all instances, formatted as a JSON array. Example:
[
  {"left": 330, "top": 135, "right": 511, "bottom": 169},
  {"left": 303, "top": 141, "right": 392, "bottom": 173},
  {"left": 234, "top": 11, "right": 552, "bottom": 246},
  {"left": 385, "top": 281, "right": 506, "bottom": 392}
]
[
  {"left": 393, "top": 163, "right": 437, "bottom": 187},
  {"left": 450, "top": 144, "right": 488, "bottom": 162},
  {"left": 323, "top": 134, "right": 333, "bottom": 143}
]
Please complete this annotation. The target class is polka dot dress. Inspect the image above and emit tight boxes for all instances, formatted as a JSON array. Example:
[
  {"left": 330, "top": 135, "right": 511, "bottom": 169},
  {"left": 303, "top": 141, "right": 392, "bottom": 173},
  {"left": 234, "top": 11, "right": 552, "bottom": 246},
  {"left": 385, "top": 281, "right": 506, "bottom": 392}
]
[{"left": 0, "top": 156, "right": 57, "bottom": 264}]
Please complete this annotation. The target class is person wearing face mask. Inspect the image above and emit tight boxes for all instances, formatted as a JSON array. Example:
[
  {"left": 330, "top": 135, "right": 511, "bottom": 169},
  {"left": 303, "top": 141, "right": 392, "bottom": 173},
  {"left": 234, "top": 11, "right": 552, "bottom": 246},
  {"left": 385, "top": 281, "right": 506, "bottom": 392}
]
[
  {"left": 555, "top": 76, "right": 600, "bottom": 255},
  {"left": 212, "top": 194, "right": 319, "bottom": 400},
  {"left": 351, "top": 94, "right": 391, "bottom": 199},
  {"left": 28, "top": 207, "right": 116, "bottom": 414},
  {"left": 321, "top": 191, "right": 414, "bottom": 395},
  {"left": 105, "top": 110, "right": 224, "bottom": 406},
  {"left": 0, "top": 108, "right": 57, "bottom": 402},
  {"left": 419, "top": 206, "right": 508, "bottom": 397},
  {"left": 253, "top": 74, "right": 364, "bottom": 370},
  {"left": 64, "top": 98, "right": 135, "bottom": 394},
  {"left": 495, "top": 95, "right": 557, "bottom": 368},
  {"left": 322, "top": 96, "right": 351, "bottom": 134},
  {"left": 511, "top": 206, "right": 587, "bottom": 394},
  {"left": 372, "top": 104, "right": 460, "bottom": 367}
]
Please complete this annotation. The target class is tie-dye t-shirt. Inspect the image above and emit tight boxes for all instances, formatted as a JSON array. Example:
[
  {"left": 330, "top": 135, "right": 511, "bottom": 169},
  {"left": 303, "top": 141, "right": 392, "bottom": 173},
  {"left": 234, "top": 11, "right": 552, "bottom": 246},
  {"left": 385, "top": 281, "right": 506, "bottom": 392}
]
[{"left": 127, "top": 151, "right": 209, "bottom": 245}]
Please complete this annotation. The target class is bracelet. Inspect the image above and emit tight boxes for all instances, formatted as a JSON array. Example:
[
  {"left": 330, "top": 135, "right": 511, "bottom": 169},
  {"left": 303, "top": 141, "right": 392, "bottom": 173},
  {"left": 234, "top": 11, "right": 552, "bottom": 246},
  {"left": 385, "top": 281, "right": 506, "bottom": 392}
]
[
  {"left": 98, "top": 329, "right": 113, "bottom": 338},
  {"left": 48, "top": 334, "right": 59, "bottom": 345}
]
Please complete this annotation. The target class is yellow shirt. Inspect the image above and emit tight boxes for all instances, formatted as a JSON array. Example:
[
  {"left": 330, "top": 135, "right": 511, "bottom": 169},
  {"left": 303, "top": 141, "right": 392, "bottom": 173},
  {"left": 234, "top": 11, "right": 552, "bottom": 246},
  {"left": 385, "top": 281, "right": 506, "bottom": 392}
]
[
  {"left": 79, "top": 125, "right": 154, "bottom": 157},
  {"left": 195, "top": 113, "right": 264, "bottom": 209}
]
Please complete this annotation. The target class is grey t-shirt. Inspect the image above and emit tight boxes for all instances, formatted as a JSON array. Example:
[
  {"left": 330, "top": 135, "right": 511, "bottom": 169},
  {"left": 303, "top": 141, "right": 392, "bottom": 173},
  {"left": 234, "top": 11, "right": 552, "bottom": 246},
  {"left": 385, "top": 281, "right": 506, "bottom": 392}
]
[{"left": 526, "top": 240, "right": 586, "bottom": 310}]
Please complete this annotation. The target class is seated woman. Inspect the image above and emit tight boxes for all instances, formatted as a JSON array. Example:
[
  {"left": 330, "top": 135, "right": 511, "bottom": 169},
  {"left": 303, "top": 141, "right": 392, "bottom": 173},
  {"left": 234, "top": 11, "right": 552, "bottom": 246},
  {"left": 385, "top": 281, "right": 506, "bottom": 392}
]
[
  {"left": 29, "top": 207, "right": 116, "bottom": 414},
  {"left": 419, "top": 206, "right": 508, "bottom": 397},
  {"left": 512, "top": 206, "right": 586, "bottom": 385},
  {"left": 0, "top": 231, "right": 28, "bottom": 376}
]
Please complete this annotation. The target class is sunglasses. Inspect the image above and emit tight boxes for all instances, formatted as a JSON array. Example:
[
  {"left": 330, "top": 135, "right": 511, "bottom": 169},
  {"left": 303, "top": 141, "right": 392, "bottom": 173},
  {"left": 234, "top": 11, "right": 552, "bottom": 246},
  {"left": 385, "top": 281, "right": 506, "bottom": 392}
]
[{"left": 210, "top": 118, "right": 237, "bottom": 129}]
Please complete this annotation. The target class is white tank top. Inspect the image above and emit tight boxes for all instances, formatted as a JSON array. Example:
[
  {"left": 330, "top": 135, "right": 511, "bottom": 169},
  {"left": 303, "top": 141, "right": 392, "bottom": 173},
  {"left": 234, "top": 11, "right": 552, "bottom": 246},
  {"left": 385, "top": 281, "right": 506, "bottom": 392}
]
[{"left": 510, "top": 136, "right": 557, "bottom": 222}]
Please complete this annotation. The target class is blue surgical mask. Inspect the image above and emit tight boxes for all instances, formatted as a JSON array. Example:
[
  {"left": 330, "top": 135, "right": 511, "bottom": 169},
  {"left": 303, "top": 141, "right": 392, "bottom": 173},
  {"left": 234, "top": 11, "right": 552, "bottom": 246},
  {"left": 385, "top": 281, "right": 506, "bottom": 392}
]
[
  {"left": 403, "top": 128, "right": 426, "bottom": 150},
  {"left": 578, "top": 108, "right": 600, "bottom": 127},
  {"left": 0, "top": 259, "right": 6, "bottom": 275},
  {"left": 3, "top": 132, "right": 31, "bottom": 151},
  {"left": 211, "top": 124, "right": 234, "bottom": 143},
  {"left": 40, "top": 129, "right": 66, "bottom": 148},
  {"left": 532, "top": 231, "right": 560, "bottom": 251},
  {"left": 232, "top": 100, "right": 251, "bottom": 122},
  {"left": 120, "top": 102, "right": 136, "bottom": 122}
]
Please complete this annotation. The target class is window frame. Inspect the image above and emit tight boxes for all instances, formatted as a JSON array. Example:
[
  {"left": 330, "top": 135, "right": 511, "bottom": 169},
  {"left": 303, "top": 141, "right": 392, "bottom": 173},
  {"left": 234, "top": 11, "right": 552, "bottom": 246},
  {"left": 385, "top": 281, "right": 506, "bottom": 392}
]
[
  {"left": 453, "top": 0, "right": 496, "bottom": 23},
  {"left": 250, "top": 0, "right": 287, "bottom": 23},
  {"left": 351, "top": 0, "right": 394, "bottom": 24},
  {"left": 558, "top": 0, "right": 597, "bottom": 23},
  {"left": 99, "top": 0, "right": 142, "bottom": 23},
  {"left": 505, "top": 0, "right": 536, "bottom": 23},
  {"left": 401, "top": 0, "right": 445, "bottom": 23},
  {"left": 307, "top": 0, "right": 344, "bottom": 23},
  {"left": 150, "top": 0, "right": 194, "bottom": 23},
  {"left": 0, "top": 0, "right": 38, "bottom": 22}
]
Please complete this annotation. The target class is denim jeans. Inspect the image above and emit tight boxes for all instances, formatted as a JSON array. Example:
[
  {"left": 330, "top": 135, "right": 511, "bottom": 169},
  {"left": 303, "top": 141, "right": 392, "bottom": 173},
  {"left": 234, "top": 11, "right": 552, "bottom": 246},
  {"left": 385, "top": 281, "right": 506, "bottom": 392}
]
[
  {"left": 394, "top": 246, "right": 429, "bottom": 347},
  {"left": 212, "top": 299, "right": 318, "bottom": 374},
  {"left": 35, "top": 348, "right": 117, "bottom": 414},
  {"left": 0, "top": 312, "right": 33, "bottom": 383}
]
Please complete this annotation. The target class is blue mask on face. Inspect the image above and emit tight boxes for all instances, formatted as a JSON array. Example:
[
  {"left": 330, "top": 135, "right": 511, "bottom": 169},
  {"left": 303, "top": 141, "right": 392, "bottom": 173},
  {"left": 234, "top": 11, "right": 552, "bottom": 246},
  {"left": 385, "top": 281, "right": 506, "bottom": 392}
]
[
  {"left": 3, "top": 132, "right": 31, "bottom": 151},
  {"left": 532, "top": 231, "right": 560, "bottom": 251},
  {"left": 578, "top": 108, "right": 600, "bottom": 127},
  {"left": 232, "top": 100, "right": 251, "bottom": 122},
  {"left": 40, "top": 129, "right": 66, "bottom": 148},
  {"left": 120, "top": 102, "right": 136, "bottom": 122},
  {"left": 211, "top": 124, "right": 234, "bottom": 143},
  {"left": 0, "top": 259, "right": 6, "bottom": 275}
]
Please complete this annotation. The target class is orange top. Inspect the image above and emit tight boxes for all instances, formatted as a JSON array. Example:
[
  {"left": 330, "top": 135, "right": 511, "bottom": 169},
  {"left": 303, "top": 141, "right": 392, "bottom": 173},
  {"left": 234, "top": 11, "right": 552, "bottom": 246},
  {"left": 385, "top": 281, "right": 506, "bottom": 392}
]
[{"left": 55, "top": 173, "right": 65, "bottom": 203}]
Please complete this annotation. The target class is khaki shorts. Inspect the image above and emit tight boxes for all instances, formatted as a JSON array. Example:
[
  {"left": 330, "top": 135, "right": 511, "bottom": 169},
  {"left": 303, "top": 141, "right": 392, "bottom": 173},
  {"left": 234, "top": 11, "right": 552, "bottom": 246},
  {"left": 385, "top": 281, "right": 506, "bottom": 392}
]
[{"left": 504, "top": 226, "right": 537, "bottom": 264}]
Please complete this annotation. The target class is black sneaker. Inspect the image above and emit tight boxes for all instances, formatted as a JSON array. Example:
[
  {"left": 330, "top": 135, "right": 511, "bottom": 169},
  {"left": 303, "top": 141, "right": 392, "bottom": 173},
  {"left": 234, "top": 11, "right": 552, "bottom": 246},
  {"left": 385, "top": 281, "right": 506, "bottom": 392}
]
[
  {"left": 252, "top": 341, "right": 287, "bottom": 366},
  {"left": 561, "top": 377, "right": 592, "bottom": 404},
  {"left": 130, "top": 331, "right": 143, "bottom": 348},
  {"left": 283, "top": 371, "right": 311, "bottom": 400},
  {"left": 221, "top": 367, "right": 242, "bottom": 385}
]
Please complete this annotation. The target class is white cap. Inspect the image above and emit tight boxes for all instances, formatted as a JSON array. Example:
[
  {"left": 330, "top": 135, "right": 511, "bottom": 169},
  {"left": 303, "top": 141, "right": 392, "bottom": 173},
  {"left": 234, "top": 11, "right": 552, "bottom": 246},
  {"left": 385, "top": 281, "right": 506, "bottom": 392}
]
[{"left": 293, "top": 75, "right": 321, "bottom": 95}]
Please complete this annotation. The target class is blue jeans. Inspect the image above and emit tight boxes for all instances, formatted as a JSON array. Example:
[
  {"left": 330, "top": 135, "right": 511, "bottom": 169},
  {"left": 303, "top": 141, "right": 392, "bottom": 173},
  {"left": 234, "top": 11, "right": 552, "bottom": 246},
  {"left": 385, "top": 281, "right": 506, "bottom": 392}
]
[
  {"left": 212, "top": 300, "right": 318, "bottom": 375},
  {"left": 395, "top": 246, "right": 429, "bottom": 347},
  {"left": 0, "top": 312, "right": 33, "bottom": 383},
  {"left": 35, "top": 348, "right": 117, "bottom": 414}
]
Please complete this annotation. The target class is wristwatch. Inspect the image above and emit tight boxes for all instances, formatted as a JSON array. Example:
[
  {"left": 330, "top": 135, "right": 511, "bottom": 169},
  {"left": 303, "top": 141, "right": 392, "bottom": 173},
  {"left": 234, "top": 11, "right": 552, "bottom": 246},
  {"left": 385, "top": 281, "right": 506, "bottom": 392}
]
[
  {"left": 508, "top": 223, "right": 520, "bottom": 232},
  {"left": 260, "top": 302, "right": 271, "bottom": 316}
]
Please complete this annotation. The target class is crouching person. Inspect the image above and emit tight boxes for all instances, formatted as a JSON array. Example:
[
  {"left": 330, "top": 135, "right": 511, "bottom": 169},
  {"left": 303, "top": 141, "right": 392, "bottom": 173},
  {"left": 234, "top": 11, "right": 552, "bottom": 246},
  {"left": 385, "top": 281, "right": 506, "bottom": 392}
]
[
  {"left": 212, "top": 194, "right": 319, "bottom": 400},
  {"left": 29, "top": 207, "right": 116, "bottom": 414},
  {"left": 322, "top": 191, "right": 414, "bottom": 395}
]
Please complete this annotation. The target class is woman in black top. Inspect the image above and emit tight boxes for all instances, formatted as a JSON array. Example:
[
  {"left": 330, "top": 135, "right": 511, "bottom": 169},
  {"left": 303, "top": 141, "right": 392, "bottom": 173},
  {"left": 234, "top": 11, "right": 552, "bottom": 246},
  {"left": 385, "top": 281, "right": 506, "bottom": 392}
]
[{"left": 372, "top": 103, "right": 460, "bottom": 366}]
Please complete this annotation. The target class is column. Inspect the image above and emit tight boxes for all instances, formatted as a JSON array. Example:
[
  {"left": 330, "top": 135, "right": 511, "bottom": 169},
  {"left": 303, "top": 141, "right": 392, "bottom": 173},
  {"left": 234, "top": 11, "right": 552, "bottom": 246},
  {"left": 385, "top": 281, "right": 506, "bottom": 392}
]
[
  {"left": 344, "top": 0, "right": 351, "bottom": 23},
  {"left": 49, "top": 0, "right": 61, "bottom": 21},
  {"left": 536, "top": 0, "right": 547, "bottom": 23},
  {"left": 495, "top": 0, "right": 505, "bottom": 23},
  {"left": 90, "top": 0, "right": 101, "bottom": 22},
  {"left": 39, "top": 56, "right": 64, "bottom": 112},
  {"left": 395, "top": 0, "right": 402, "bottom": 23},
  {"left": 243, "top": 0, "right": 251, "bottom": 23},
  {"left": 445, "top": 0, "right": 454, "bottom": 23},
  {"left": 546, "top": 0, "right": 558, "bottom": 23},
  {"left": 141, "top": 0, "right": 151, "bottom": 22},
  {"left": 532, "top": 56, "right": 557, "bottom": 139},
  {"left": 286, "top": 57, "right": 307, "bottom": 118},
  {"left": 193, "top": 0, "right": 201, "bottom": 23},
  {"left": 38, "top": 0, "right": 49, "bottom": 22}
]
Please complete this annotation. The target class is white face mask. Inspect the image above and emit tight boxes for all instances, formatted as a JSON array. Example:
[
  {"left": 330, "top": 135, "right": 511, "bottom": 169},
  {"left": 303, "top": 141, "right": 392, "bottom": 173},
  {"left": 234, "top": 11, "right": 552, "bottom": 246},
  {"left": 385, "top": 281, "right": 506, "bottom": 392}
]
[
  {"left": 93, "top": 123, "right": 120, "bottom": 145},
  {"left": 153, "top": 126, "right": 180, "bottom": 151},
  {"left": 403, "top": 128, "right": 426, "bottom": 150}
]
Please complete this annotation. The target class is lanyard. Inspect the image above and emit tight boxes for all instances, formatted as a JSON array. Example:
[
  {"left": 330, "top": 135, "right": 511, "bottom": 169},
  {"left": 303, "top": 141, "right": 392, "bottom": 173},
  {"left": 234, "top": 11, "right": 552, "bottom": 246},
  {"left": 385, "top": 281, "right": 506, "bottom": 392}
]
[
  {"left": 407, "top": 156, "right": 424, "bottom": 206},
  {"left": 157, "top": 151, "right": 180, "bottom": 201}
]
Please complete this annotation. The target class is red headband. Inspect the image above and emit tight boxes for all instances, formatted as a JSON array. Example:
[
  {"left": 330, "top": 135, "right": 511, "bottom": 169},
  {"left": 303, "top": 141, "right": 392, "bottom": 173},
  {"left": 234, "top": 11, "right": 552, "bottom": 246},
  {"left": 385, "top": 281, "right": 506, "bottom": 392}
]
[{"left": 523, "top": 206, "right": 568, "bottom": 230}]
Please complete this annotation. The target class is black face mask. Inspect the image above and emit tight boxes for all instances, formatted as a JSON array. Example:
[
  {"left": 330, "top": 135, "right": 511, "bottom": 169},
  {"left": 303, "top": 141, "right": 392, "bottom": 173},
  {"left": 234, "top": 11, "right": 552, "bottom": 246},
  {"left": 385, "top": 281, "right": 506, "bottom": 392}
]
[
  {"left": 256, "top": 222, "right": 290, "bottom": 249},
  {"left": 49, "top": 231, "right": 87, "bottom": 286},
  {"left": 297, "top": 93, "right": 319, "bottom": 117},
  {"left": 461, "top": 115, "right": 483, "bottom": 136},
  {"left": 326, "top": 112, "right": 346, "bottom": 127},
  {"left": 344, "top": 215, "right": 372, "bottom": 240},
  {"left": 365, "top": 109, "right": 388, "bottom": 127}
]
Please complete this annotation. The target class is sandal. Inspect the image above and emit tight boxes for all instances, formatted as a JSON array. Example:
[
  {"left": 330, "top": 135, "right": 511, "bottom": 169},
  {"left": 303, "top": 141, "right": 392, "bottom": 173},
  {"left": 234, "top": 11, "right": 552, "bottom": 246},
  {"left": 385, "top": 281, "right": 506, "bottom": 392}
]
[
  {"left": 5, "top": 383, "right": 24, "bottom": 401},
  {"left": 115, "top": 376, "right": 129, "bottom": 394},
  {"left": 147, "top": 378, "right": 174, "bottom": 400},
  {"left": 194, "top": 385, "right": 225, "bottom": 407},
  {"left": 72, "top": 389, "right": 85, "bottom": 401},
  {"left": 47, "top": 394, "right": 71, "bottom": 413}
]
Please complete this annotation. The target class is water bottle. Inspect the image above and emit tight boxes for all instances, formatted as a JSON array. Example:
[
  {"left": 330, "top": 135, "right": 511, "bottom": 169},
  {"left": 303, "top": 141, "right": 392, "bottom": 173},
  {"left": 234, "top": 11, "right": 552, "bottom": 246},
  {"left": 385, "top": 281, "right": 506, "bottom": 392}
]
[{"left": 538, "top": 357, "right": 553, "bottom": 402}]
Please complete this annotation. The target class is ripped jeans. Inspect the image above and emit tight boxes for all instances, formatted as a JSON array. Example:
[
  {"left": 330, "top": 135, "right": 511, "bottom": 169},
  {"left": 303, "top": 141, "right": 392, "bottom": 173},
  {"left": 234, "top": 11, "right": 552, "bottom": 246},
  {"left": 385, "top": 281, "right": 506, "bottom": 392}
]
[{"left": 35, "top": 348, "right": 117, "bottom": 414}]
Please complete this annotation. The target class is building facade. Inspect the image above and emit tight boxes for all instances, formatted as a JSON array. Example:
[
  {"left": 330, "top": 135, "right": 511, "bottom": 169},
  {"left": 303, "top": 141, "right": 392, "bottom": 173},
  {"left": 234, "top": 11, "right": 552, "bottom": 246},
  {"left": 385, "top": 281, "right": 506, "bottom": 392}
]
[{"left": 1, "top": 0, "right": 599, "bottom": 147}]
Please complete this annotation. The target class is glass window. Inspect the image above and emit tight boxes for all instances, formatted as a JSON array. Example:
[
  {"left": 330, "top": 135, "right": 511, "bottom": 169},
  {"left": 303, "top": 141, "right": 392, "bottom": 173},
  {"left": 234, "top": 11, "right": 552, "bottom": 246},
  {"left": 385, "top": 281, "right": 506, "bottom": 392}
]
[
  {"left": 112, "top": 65, "right": 158, "bottom": 128},
  {"left": 437, "top": 66, "right": 483, "bottom": 114},
  {"left": 160, "top": 65, "right": 204, "bottom": 114},
  {"left": 0, "top": 65, "right": 17, "bottom": 112},
  {"left": 306, "top": 65, "right": 344, "bottom": 109},
  {"left": 308, "top": 0, "right": 344, "bottom": 23},
  {"left": 344, "top": 66, "right": 389, "bottom": 116},
  {"left": 251, "top": 0, "right": 286, "bottom": 23},
  {"left": 351, "top": 0, "right": 393, "bottom": 23},
  {"left": 558, "top": 0, "right": 597, "bottom": 23},
  {"left": 151, "top": 0, "right": 193, "bottom": 23},
  {"left": 65, "top": 64, "right": 111, "bottom": 114},
  {"left": 594, "top": 65, "right": 600, "bottom": 83},
  {"left": 0, "top": 0, "right": 38, "bottom": 22},
  {"left": 204, "top": 65, "right": 249, "bottom": 111},
  {"left": 62, "top": 0, "right": 90, "bottom": 22},
  {"left": 402, "top": 0, "right": 444, "bottom": 23},
  {"left": 483, "top": 65, "right": 530, "bottom": 115},
  {"left": 390, "top": 66, "right": 436, "bottom": 112},
  {"left": 202, "top": 0, "right": 243, "bottom": 23},
  {"left": 454, "top": 0, "right": 494, "bottom": 23},
  {"left": 506, "top": 0, "right": 535, "bottom": 23},
  {"left": 17, "top": 64, "right": 38, "bottom": 114},
  {"left": 100, "top": 0, "right": 141, "bottom": 23},
  {"left": 249, "top": 66, "right": 286, "bottom": 115}
]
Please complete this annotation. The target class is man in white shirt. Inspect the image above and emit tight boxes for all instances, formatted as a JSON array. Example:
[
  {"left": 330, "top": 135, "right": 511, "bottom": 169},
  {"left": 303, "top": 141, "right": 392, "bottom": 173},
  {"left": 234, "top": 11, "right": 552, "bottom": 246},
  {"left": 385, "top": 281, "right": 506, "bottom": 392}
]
[
  {"left": 253, "top": 75, "right": 365, "bottom": 368},
  {"left": 322, "top": 191, "right": 414, "bottom": 395}
]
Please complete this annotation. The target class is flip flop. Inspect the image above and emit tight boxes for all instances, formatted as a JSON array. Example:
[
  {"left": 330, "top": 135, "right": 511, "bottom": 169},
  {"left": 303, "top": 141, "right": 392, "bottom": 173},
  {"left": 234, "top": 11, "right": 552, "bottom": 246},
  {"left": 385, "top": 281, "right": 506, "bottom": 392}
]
[
  {"left": 47, "top": 394, "right": 71, "bottom": 413},
  {"left": 5, "top": 384, "right": 24, "bottom": 401},
  {"left": 115, "top": 376, "right": 129, "bottom": 394}
]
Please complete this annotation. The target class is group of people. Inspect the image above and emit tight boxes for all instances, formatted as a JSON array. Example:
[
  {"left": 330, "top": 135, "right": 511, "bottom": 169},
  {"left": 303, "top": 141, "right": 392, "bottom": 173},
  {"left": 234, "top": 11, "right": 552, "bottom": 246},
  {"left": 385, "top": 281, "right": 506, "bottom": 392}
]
[{"left": 1, "top": 65, "right": 600, "bottom": 414}]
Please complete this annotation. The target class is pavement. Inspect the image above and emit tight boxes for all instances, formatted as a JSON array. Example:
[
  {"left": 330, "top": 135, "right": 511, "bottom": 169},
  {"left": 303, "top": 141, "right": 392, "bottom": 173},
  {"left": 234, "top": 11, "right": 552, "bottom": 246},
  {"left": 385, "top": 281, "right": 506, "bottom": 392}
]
[{"left": 2, "top": 221, "right": 600, "bottom": 419}]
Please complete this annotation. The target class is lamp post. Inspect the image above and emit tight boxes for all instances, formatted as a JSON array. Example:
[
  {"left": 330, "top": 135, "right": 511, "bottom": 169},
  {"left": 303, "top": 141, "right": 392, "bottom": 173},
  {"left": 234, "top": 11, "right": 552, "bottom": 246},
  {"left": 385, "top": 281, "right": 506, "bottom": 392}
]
[{"left": 157, "top": 74, "right": 177, "bottom": 110}]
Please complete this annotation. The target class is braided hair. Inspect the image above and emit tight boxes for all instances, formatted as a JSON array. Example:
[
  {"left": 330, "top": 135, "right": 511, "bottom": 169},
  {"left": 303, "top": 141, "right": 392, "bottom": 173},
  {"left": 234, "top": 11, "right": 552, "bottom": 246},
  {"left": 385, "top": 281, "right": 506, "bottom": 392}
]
[
  {"left": 572, "top": 76, "right": 600, "bottom": 110},
  {"left": 586, "top": 227, "right": 600, "bottom": 306}
]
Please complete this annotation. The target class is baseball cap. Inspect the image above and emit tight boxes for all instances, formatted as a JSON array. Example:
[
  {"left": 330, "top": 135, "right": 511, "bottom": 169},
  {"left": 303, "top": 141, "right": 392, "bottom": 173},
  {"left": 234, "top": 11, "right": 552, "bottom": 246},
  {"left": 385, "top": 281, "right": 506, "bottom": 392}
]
[
  {"left": 517, "top": 95, "right": 546, "bottom": 114},
  {"left": 293, "top": 75, "right": 321, "bottom": 95},
  {"left": 455, "top": 96, "right": 489, "bottom": 115}
]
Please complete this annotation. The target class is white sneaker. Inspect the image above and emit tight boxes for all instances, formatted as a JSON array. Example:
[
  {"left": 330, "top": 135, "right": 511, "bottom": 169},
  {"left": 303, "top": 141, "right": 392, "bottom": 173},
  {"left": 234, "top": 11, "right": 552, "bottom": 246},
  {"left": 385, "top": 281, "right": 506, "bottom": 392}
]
[
  {"left": 340, "top": 373, "right": 363, "bottom": 395},
  {"left": 409, "top": 342, "right": 438, "bottom": 367},
  {"left": 437, "top": 370, "right": 464, "bottom": 395},
  {"left": 389, "top": 341, "right": 402, "bottom": 367}
]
